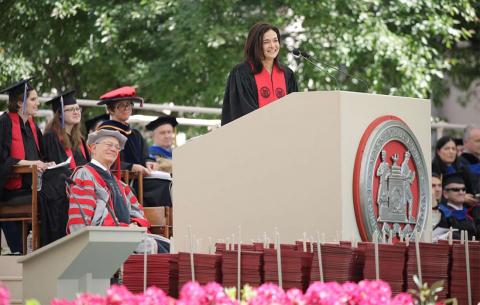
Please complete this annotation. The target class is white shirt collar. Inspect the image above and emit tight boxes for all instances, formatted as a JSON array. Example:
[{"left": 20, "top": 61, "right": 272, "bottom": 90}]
[
  {"left": 447, "top": 202, "right": 464, "bottom": 210},
  {"left": 91, "top": 158, "right": 108, "bottom": 172}
]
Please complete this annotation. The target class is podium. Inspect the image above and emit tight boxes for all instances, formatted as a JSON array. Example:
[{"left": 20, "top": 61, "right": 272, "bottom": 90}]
[
  {"left": 18, "top": 227, "right": 146, "bottom": 304},
  {"left": 173, "top": 91, "right": 431, "bottom": 251}
]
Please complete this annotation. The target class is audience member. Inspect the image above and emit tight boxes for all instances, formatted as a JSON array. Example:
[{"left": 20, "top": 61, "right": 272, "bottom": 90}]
[
  {"left": 433, "top": 172, "right": 477, "bottom": 240},
  {"left": 67, "top": 129, "right": 168, "bottom": 253},
  {"left": 432, "top": 135, "right": 478, "bottom": 206},
  {"left": 40, "top": 90, "right": 90, "bottom": 245},
  {"left": 146, "top": 114, "right": 178, "bottom": 173},
  {"left": 0, "top": 78, "right": 53, "bottom": 253},
  {"left": 96, "top": 86, "right": 153, "bottom": 175}
]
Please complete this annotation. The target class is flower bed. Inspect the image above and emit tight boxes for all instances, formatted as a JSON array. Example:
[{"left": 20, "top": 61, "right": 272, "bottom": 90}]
[{"left": 1, "top": 280, "right": 429, "bottom": 305}]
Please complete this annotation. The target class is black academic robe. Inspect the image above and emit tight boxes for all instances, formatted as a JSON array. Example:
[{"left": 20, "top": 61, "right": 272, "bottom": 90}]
[
  {"left": 121, "top": 128, "right": 150, "bottom": 170},
  {"left": 39, "top": 131, "right": 90, "bottom": 246},
  {"left": 0, "top": 112, "right": 43, "bottom": 200},
  {"left": 435, "top": 203, "right": 478, "bottom": 240},
  {"left": 221, "top": 61, "right": 298, "bottom": 125}
]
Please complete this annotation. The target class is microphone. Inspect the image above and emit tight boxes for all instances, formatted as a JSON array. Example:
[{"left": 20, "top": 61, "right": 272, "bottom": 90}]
[
  {"left": 62, "top": 174, "right": 89, "bottom": 226},
  {"left": 292, "top": 48, "right": 340, "bottom": 89},
  {"left": 292, "top": 48, "right": 369, "bottom": 91}
]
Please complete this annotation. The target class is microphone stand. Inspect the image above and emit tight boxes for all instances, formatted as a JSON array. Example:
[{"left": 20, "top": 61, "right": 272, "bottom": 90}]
[
  {"left": 306, "top": 55, "right": 369, "bottom": 92},
  {"left": 301, "top": 55, "right": 340, "bottom": 90}
]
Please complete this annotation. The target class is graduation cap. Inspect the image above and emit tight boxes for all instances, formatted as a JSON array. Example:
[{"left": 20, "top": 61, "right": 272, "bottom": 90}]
[
  {"left": 45, "top": 90, "right": 77, "bottom": 128},
  {"left": 97, "top": 86, "right": 144, "bottom": 107},
  {"left": 85, "top": 113, "right": 110, "bottom": 133},
  {"left": 0, "top": 78, "right": 34, "bottom": 114},
  {"left": 442, "top": 172, "right": 465, "bottom": 187},
  {"left": 145, "top": 114, "right": 178, "bottom": 131}
]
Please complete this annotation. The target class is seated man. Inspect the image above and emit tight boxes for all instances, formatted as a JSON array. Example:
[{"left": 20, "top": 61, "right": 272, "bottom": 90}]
[
  {"left": 66, "top": 129, "right": 168, "bottom": 252},
  {"left": 433, "top": 172, "right": 477, "bottom": 240},
  {"left": 146, "top": 114, "right": 178, "bottom": 173}
]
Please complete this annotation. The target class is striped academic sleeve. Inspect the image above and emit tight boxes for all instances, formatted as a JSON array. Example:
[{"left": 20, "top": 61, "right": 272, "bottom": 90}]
[
  {"left": 123, "top": 182, "right": 150, "bottom": 227},
  {"left": 67, "top": 167, "right": 97, "bottom": 233}
]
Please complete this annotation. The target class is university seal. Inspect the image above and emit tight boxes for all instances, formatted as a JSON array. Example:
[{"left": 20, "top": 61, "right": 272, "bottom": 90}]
[{"left": 353, "top": 116, "right": 429, "bottom": 241}]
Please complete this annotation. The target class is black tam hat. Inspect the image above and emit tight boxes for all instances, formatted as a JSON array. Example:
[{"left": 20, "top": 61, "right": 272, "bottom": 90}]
[
  {"left": 145, "top": 115, "right": 178, "bottom": 131},
  {"left": 0, "top": 78, "right": 35, "bottom": 113},
  {"left": 442, "top": 172, "right": 465, "bottom": 187},
  {"left": 85, "top": 113, "right": 110, "bottom": 133}
]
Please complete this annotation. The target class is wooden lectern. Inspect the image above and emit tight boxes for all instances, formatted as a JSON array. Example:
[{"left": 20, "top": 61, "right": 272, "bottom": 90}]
[
  {"left": 173, "top": 91, "right": 431, "bottom": 251},
  {"left": 18, "top": 227, "right": 146, "bottom": 305}
]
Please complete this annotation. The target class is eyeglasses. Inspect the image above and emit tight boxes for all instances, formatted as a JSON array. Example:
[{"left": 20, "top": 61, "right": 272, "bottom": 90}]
[
  {"left": 445, "top": 187, "right": 466, "bottom": 192},
  {"left": 114, "top": 102, "right": 134, "bottom": 110},
  {"left": 64, "top": 106, "right": 82, "bottom": 113},
  {"left": 96, "top": 141, "right": 121, "bottom": 151}
]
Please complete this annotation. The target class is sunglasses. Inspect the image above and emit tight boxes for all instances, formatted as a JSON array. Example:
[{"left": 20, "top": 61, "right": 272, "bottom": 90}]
[{"left": 445, "top": 187, "right": 466, "bottom": 192}]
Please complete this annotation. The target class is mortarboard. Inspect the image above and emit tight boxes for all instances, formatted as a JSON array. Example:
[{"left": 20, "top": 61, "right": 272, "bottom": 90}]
[
  {"left": 442, "top": 172, "right": 465, "bottom": 187},
  {"left": 145, "top": 114, "right": 178, "bottom": 131},
  {"left": 0, "top": 78, "right": 35, "bottom": 114},
  {"left": 97, "top": 86, "right": 144, "bottom": 106},
  {"left": 85, "top": 113, "right": 110, "bottom": 133},
  {"left": 45, "top": 90, "right": 77, "bottom": 128}
]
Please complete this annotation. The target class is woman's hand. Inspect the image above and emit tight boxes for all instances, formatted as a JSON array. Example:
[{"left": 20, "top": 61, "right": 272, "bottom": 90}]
[
  {"left": 18, "top": 160, "right": 56, "bottom": 173},
  {"left": 146, "top": 161, "right": 159, "bottom": 171},
  {"left": 131, "top": 164, "right": 152, "bottom": 176}
]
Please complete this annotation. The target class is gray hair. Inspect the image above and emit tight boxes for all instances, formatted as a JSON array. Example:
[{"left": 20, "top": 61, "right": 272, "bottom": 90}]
[{"left": 463, "top": 124, "right": 480, "bottom": 142}]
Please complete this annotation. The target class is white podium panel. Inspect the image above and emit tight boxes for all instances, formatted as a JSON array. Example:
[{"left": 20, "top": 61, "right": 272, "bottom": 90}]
[{"left": 173, "top": 91, "right": 431, "bottom": 250}]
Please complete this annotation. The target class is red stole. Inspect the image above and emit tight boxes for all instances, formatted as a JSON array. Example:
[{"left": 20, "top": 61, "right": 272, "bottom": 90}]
[
  {"left": 64, "top": 138, "right": 87, "bottom": 169},
  {"left": 253, "top": 64, "right": 287, "bottom": 108},
  {"left": 6, "top": 112, "right": 40, "bottom": 190}
]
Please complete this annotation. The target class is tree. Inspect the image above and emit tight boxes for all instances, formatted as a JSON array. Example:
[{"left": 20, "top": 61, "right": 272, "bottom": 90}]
[{"left": 0, "top": 0, "right": 477, "bottom": 112}]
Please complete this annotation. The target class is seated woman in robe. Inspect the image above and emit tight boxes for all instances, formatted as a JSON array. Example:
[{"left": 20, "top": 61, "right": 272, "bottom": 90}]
[{"left": 40, "top": 91, "right": 90, "bottom": 245}]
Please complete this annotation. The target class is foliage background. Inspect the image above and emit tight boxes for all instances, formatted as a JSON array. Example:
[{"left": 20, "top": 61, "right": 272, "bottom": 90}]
[{"left": 0, "top": 0, "right": 478, "bottom": 135}]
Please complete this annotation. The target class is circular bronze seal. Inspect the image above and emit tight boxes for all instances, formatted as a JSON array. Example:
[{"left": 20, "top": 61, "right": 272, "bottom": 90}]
[{"left": 353, "top": 115, "right": 429, "bottom": 241}]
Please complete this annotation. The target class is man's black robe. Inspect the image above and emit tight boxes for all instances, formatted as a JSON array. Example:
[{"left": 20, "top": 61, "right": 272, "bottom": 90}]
[
  {"left": 221, "top": 61, "right": 298, "bottom": 125},
  {"left": 40, "top": 131, "right": 90, "bottom": 245}
]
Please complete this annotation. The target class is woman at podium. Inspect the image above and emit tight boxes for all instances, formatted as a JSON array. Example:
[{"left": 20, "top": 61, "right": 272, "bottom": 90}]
[{"left": 221, "top": 22, "right": 298, "bottom": 125}]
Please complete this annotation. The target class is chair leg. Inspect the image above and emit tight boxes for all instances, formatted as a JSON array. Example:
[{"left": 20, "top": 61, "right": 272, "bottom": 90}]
[{"left": 22, "top": 221, "right": 28, "bottom": 254}]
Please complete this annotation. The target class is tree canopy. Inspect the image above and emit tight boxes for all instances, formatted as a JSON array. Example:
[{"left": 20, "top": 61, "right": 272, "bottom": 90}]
[{"left": 0, "top": 0, "right": 478, "bottom": 112}]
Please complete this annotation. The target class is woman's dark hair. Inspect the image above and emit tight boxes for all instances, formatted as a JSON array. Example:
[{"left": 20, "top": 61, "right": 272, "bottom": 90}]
[
  {"left": 45, "top": 111, "right": 83, "bottom": 150},
  {"left": 432, "top": 135, "right": 476, "bottom": 193},
  {"left": 244, "top": 22, "right": 281, "bottom": 74},
  {"left": 8, "top": 89, "right": 34, "bottom": 113},
  {"left": 432, "top": 136, "right": 457, "bottom": 173}
]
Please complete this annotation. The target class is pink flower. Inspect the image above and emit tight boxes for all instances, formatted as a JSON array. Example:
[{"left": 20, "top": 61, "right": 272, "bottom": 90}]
[
  {"left": 390, "top": 293, "right": 414, "bottom": 305},
  {"left": 142, "top": 286, "right": 171, "bottom": 305},
  {"left": 179, "top": 282, "right": 207, "bottom": 305},
  {"left": 107, "top": 285, "right": 134, "bottom": 305},
  {"left": 286, "top": 288, "right": 304, "bottom": 305},
  {"left": 203, "top": 282, "right": 237, "bottom": 305},
  {"left": 304, "top": 281, "right": 345, "bottom": 305},
  {"left": 356, "top": 280, "right": 392, "bottom": 305},
  {"left": 0, "top": 284, "right": 10, "bottom": 305},
  {"left": 249, "top": 283, "right": 288, "bottom": 305}
]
